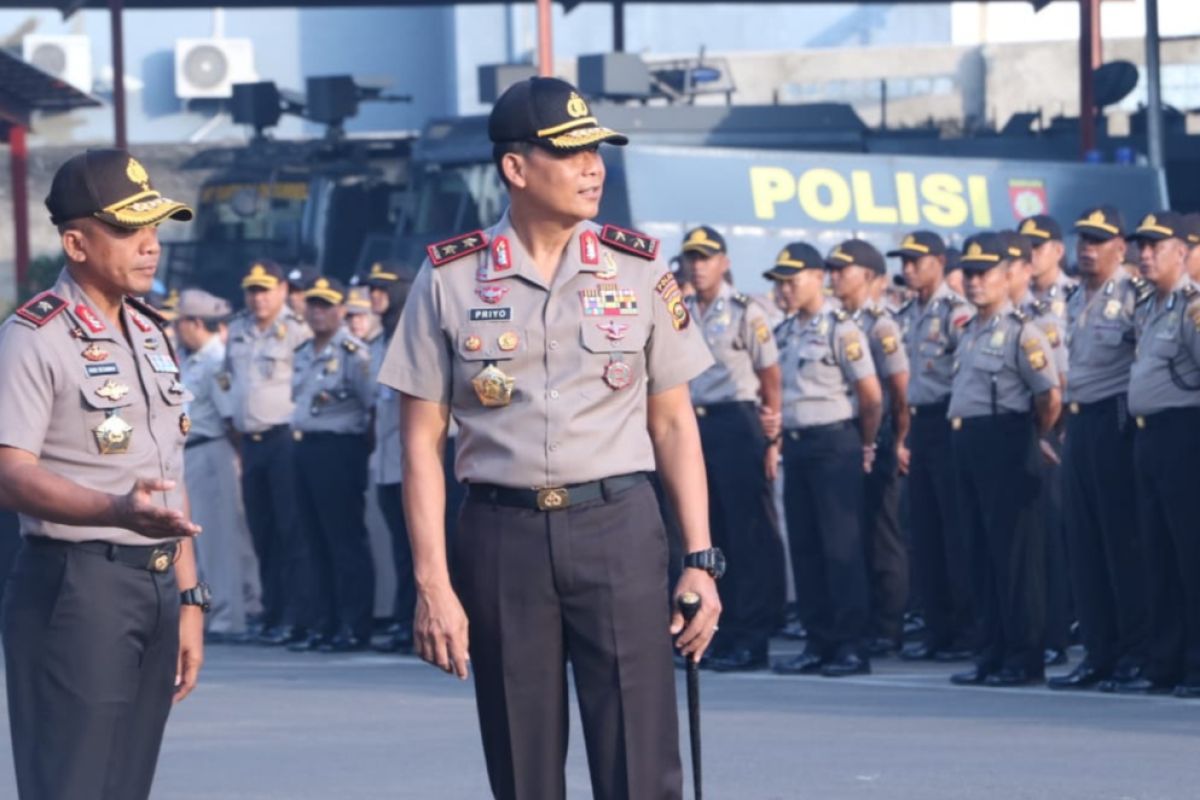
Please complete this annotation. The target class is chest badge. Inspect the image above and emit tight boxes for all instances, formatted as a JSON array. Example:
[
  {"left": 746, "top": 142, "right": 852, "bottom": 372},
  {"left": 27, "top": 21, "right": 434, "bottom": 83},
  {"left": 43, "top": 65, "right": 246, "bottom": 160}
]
[
  {"left": 597, "top": 252, "right": 619, "bottom": 280},
  {"left": 95, "top": 380, "right": 130, "bottom": 402},
  {"left": 603, "top": 358, "right": 633, "bottom": 391},
  {"left": 497, "top": 331, "right": 520, "bottom": 352},
  {"left": 1103, "top": 299, "right": 1122, "bottom": 320},
  {"left": 597, "top": 320, "right": 629, "bottom": 341},
  {"left": 476, "top": 284, "right": 510, "bottom": 305},
  {"left": 82, "top": 343, "right": 109, "bottom": 362},
  {"left": 464, "top": 335, "right": 483, "bottom": 352},
  {"left": 94, "top": 412, "right": 133, "bottom": 455},
  {"left": 581, "top": 284, "right": 639, "bottom": 317},
  {"left": 324, "top": 358, "right": 339, "bottom": 375},
  {"left": 472, "top": 363, "right": 515, "bottom": 408}
]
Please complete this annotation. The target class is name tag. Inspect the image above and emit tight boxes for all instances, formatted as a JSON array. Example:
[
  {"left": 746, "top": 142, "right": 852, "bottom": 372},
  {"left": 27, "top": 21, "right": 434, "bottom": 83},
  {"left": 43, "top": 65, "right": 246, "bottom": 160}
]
[
  {"left": 469, "top": 307, "right": 512, "bottom": 322},
  {"left": 85, "top": 363, "right": 119, "bottom": 377}
]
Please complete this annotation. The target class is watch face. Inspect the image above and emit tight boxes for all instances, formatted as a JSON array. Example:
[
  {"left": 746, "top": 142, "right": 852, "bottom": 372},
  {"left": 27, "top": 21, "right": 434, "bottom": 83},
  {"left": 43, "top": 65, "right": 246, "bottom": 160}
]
[{"left": 712, "top": 549, "right": 727, "bottom": 578}]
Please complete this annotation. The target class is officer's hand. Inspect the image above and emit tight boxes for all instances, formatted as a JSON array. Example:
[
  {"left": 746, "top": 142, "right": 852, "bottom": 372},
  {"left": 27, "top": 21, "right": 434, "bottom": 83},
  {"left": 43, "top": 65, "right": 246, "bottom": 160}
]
[
  {"left": 415, "top": 583, "right": 470, "bottom": 680},
  {"left": 758, "top": 407, "right": 782, "bottom": 441},
  {"left": 671, "top": 571, "right": 721, "bottom": 663},
  {"left": 1038, "top": 438, "right": 1061, "bottom": 467},
  {"left": 174, "top": 606, "right": 204, "bottom": 704},
  {"left": 896, "top": 443, "right": 911, "bottom": 476},
  {"left": 862, "top": 444, "right": 877, "bottom": 474},
  {"left": 764, "top": 444, "right": 780, "bottom": 481},
  {"left": 113, "top": 479, "right": 202, "bottom": 539}
]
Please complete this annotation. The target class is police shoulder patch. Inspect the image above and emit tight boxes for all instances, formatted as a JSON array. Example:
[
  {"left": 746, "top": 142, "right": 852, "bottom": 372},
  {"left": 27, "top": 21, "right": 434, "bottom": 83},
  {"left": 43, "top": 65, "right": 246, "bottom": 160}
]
[
  {"left": 599, "top": 224, "right": 660, "bottom": 260},
  {"left": 427, "top": 231, "right": 488, "bottom": 267},
  {"left": 15, "top": 291, "right": 68, "bottom": 328}
]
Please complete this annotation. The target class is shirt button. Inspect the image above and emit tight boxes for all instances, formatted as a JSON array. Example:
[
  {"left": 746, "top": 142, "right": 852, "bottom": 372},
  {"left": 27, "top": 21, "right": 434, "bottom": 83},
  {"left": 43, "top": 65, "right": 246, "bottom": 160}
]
[
  {"left": 549, "top": 390, "right": 559, "bottom": 399},
  {"left": 549, "top": 340, "right": 559, "bottom": 350},
  {"left": 549, "top": 442, "right": 560, "bottom": 452}
]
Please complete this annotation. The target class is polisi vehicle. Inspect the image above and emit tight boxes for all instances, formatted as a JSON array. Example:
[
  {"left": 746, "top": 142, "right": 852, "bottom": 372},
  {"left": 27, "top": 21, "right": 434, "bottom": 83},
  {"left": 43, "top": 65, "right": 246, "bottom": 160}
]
[
  {"left": 161, "top": 75, "right": 416, "bottom": 301},
  {"left": 387, "top": 53, "right": 1169, "bottom": 288}
]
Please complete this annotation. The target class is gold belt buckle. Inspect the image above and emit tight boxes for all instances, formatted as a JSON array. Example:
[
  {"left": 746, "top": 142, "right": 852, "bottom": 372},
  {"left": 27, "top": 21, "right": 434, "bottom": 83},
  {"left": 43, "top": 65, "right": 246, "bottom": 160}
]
[
  {"left": 695, "top": 406, "right": 707, "bottom": 418},
  {"left": 1070, "top": 402, "right": 1080, "bottom": 415},
  {"left": 250, "top": 432, "right": 263, "bottom": 443},
  {"left": 951, "top": 417, "right": 963, "bottom": 431},
  {"left": 149, "top": 546, "right": 173, "bottom": 573},
  {"left": 1136, "top": 416, "right": 1146, "bottom": 429},
  {"left": 536, "top": 487, "right": 569, "bottom": 511}
]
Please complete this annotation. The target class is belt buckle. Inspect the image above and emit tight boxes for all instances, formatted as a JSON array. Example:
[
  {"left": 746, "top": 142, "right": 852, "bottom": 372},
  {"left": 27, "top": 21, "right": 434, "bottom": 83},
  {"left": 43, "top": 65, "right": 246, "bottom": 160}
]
[
  {"left": 1136, "top": 416, "right": 1146, "bottom": 429},
  {"left": 1070, "top": 402, "right": 1080, "bottom": 415},
  {"left": 148, "top": 546, "right": 173, "bottom": 573},
  {"left": 695, "top": 406, "right": 707, "bottom": 418},
  {"left": 951, "top": 417, "right": 963, "bottom": 431},
  {"left": 536, "top": 487, "right": 569, "bottom": 511},
  {"left": 250, "top": 432, "right": 263, "bottom": 443}
]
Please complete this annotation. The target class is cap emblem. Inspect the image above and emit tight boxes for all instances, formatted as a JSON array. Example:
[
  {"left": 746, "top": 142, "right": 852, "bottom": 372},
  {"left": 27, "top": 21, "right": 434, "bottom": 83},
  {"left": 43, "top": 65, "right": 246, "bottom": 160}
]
[
  {"left": 315, "top": 278, "right": 329, "bottom": 290},
  {"left": 250, "top": 264, "right": 266, "bottom": 277},
  {"left": 566, "top": 92, "right": 589, "bottom": 119},
  {"left": 1088, "top": 210, "right": 1106, "bottom": 225},
  {"left": 1142, "top": 214, "right": 1157, "bottom": 228},
  {"left": 126, "top": 158, "right": 150, "bottom": 190},
  {"left": 967, "top": 242, "right": 983, "bottom": 258}
]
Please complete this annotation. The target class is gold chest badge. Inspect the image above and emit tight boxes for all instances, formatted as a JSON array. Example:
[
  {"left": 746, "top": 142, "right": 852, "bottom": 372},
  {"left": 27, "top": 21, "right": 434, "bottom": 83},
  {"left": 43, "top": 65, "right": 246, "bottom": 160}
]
[
  {"left": 471, "top": 363, "right": 515, "bottom": 408},
  {"left": 94, "top": 412, "right": 133, "bottom": 455}
]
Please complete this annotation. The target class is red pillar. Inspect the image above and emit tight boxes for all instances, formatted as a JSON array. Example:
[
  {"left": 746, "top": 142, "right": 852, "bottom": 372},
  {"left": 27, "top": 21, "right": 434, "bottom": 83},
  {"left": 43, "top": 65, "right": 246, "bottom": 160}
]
[
  {"left": 1079, "top": 0, "right": 1101, "bottom": 157},
  {"left": 537, "top": 0, "right": 553, "bottom": 77},
  {"left": 11, "top": 124, "right": 30, "bottom": 297},
  {"left": 110, "top": 0, "right": 127, "bottom": 149}
]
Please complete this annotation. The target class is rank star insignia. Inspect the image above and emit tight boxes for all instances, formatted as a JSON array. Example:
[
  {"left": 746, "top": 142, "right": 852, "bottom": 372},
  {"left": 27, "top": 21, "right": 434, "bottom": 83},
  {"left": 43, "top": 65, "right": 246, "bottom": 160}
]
[
  {"left": 96, "top": 380, "right": 130, "bottom": 401},
  {"left": 476, "top": 284, "right": 511, "bottom": 304},
  {"left": 82, "top": 343, "right": 109, "bottom": 362},
  {"left": 93, "top": 412, "right": 133, "bottom": 455},
  {"left": 597, "top": 320, "right": 629, "bottom": 341}
]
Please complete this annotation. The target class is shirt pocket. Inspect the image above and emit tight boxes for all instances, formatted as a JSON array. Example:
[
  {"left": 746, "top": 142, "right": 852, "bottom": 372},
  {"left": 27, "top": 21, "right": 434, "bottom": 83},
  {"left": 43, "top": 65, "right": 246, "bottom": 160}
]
[
  {"left": 1149, "top": 335, "right": 1180, "bottom": 360},
  {"left": 971, "top": 351, "right": 1006, "bottom": 374},
  {"left": 579, "top": 320, "right": 647, "bottom": 399},
  {"left": 80, "top": 384, "right": 136, "bottom": 456}
]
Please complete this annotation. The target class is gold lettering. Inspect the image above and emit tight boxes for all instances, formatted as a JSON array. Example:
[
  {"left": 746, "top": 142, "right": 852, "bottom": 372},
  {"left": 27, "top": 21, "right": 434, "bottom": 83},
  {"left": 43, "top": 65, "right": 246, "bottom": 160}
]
[
  {"left": 967, "top": 175, "right": 993, "bottom": 227},
  {"left": 895, "top": 172, "right": 921, "bottom": 226},
  {"left": 750, "top": 167, "right": 796, "bottom": 221},
  {"left": 798, "top": 168, "right": 852, "bottom": 224},
  {"left": 851, "top": 170, "right": 897, "bottom": 225},
  {"left": 920, "top": 173, "right": 968, "bottom": 228}
]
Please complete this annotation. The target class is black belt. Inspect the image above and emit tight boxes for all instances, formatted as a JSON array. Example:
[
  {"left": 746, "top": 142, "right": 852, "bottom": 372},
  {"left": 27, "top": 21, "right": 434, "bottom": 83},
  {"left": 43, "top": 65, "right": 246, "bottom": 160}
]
[
  {"left": 1067, "top": 395, "right": 1123, "bottom": 417},
  {"left": 909, "top": 400, "right": 950, "bottom": 417},
  {"left": 950, "top": 411, "right": 1031, "bottom": 431},
  {"left": 694, "top": 400, "right": 754, "bottom": 418},
  {"left": 185, "top": 434, "right": 219, "bottom": 449},
  {"left": 245, "top": 424, "right": 290, "bottom": 444},
  {"left": 292, "top": 430, "right": 367, "bottom": 442},
  {"left": 468, "top": 472, "right": 647, "bottom": 511},
  {"left": 784, "top": 419, "right": 854, "bottom": 440},
  {"left": 1133, "top": 406, "right": 1200, "bottom": 430},
  {"left": 25, "top": 535, "right": 179, "bottom": 573}
]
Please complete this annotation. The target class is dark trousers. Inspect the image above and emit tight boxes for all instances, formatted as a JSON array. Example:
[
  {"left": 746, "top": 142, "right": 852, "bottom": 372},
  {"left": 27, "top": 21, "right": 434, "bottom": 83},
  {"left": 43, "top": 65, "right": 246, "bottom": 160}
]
[
  {"left": 376, "top": 482, "right": 414, "bottom": 627},
  {"left": 294, "top": 433, "right": 375, "bottom": 639},
  {"left": 697, "top": 402, "right": 786, "bottom": 653},
  {"left": 865, "top": 425, "right": 908, "bottom": 642},
  {"left": 1062, "top": 397, "right": 1148, "bottom": 672},
  {"left": 908, "top": 403, "right": 973, "bottom": 649},
  {"left": 1040, "top": 449, "right": 1072, "bottom": 652},
  {"left": 454, "top": 478, "right": 682, "bottom": 800},
  {"left": 952, "top": 413, "right": 1045, "bottom": 675},
  {"left": 3, "top": 540, "right": 179, "bottom": 800},
  {"left": 241, "top": 427, "right": 306, "bottom": 629},
  {"left": 1133, "top": 407, "right": 1200, "bottom": 686},
  {"left": 781, "top": 421, "right": 869, "bottom": 655}
]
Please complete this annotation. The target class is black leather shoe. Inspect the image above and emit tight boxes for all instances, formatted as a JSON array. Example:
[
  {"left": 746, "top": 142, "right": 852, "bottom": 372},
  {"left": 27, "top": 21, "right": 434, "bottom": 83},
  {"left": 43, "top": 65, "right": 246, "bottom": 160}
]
[
  {"left": 709, "top": 647, "right": 768, "bottom": 673},
  {"left": 778, "top": 619, "right": 808, "bottom": 641},
  {"left": 821, "top": 652, "right": 870, "bottom": 677},
  {"left": 258, "top": 625, "right": 302, "bottom": 646},
  {"left": 865, "top": 637, "right": 899, "bottom": 657},
  {"left": 772, "top": 650, "right": 826, "bottom": 675},
  {"left": 899, "top": 641, "right": 933, "bottom": 661},
  {"left": 1048, "top": 661, "right": 1109, "bottom": 690},
  {"left": 1173, "top": 681, "right": 1200, "bottom": 699},
  {"left": 985, "top": 667, "right": 1043, "bottom": 687},
  {"left": 932, "top": 646, "right": 975, "bottom": 662},
  {"left": 320, "top": 632, "right": 368, "bottom": 653},
  {"left": 287, "top": 633, "right": 329, "bottom": 653},
  {"left": 902, "top": 612, "right": 926, "bottom": 637},
  {"left": 1044, "top": 648, "right": 1068, "bottom": 667},
  {"left": 1101, "top": 675, "right": 1166, "bottom": 694},
  {"left": 950, "top": 665, "right": 990, "bottom": 685},
  {"left": 372, "top": 623, "right": 414, "bottom": 654}
]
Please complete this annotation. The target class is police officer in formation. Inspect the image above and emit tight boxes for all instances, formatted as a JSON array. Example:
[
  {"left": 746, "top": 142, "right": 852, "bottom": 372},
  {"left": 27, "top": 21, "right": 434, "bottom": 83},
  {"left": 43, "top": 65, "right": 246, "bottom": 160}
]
[
  {"left": 1050, "top": 206, "right": 1150, "bottom": 690},
  {"left": 0, "top": 149, "right": 205, "bottom": 799},
  {"left": 827, "top": 239, "right": 911, "bottom": 655},
  {"left": 1122, "top": 211, "right": 1200, "bottom": 697},
  {"left": 378, "top": 77, "right": 721, "bottom": 800},
  {"left": 220, "top": 260, "right": 312, "bottom": 645},
  {"left": 680, "top": 225, "right": 786, "bottom": 672},
  {"left": 766, "top": 242, "right": 882, "bottom": 677},
  {"left": 947, "top": 232, "right": 1062, "bottom": 687},
  {"left": 893, "top": 231, "right": 976, "bottom": 662}
]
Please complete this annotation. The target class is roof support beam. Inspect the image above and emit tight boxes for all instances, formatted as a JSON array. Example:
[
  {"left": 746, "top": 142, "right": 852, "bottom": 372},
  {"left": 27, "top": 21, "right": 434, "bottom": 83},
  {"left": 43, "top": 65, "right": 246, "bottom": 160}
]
[
  {"left": 110, "top": 0, "right": 127, "bottom": 149},
  {"left": 537, "top": 0, "right": 553, "bottom": 77},
  {"left": 10, "top": 124, "right": 30, "bottom": 297},
  {"left": 1078, "top": 0, "right": 1099, "bottom": 158}
]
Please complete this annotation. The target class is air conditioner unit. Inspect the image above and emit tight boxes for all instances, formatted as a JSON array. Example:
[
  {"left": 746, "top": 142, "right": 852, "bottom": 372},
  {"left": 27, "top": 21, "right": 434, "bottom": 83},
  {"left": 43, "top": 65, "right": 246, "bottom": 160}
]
[
  {"left": 174, "top": 38, "right": 257, "bottom": 99},
  {"left": 22, "top": 34, "right": 93, "bottom": 92}
]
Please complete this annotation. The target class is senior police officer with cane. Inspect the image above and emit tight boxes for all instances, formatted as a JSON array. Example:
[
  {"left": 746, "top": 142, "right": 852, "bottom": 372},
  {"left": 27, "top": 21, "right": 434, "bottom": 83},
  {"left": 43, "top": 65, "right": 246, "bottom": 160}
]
[
  {"left": 0, "top": 149, "right": 207, "bottom": 800},
  {"left": 378, "top": 77, "right": 721, "bottom": 800}
]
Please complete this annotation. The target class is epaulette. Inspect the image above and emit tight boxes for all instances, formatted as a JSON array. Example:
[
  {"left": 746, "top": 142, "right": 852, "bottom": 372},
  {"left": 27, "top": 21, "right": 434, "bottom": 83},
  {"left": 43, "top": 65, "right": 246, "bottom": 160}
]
[
  {"left": 1130, "top": 275, "right": 1155, "bottom": 305},
  {"left": 731, "top": 292, "right": 750, "bottom": 307},
  {"left": 15, "top": 291, "right": 68, "bottom": 328},
  {"left": 1010, "top": 308, "right": 1029, "bottom": 324},
  {"left": 833, "top": 308, "right": 850, "bottom": 323},
  {"left": 897, "top": 298, "right": 915, "bottom": 315},
  {"left": 1182, "top": 284, "right": 1199, "bottom": 301},
  {"left": 342, "top": 338, "right": 363, "bottom": 355},
  {"left": 1064, "top": 284, "right": 1081, "bottom": 302},
  {"left": 599, "top": 224, "right": 660, "bottom": 260},
  {"left": 426, "top": 230, "right": 488, "bottom": 267},
  {"left": 126, "top": 295, "right": 168, "bottom": 329},
  {"left": 294, "top": 339, "right": 311, "bottom": 353},
  {"left": 867, "top": 305, "right": 885, "bottom": 319}
]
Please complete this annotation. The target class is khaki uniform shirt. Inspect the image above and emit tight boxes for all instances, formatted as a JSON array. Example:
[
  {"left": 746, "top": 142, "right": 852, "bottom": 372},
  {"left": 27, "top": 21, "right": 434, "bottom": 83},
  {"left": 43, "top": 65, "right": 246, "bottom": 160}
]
[
  {"left": 853, "top": 302, "right": 909, "bottom": 379},
  {"left": 0, "top": 270, "right": 192, "bottom": 545},
  {"left": 948, "top": 301, "right": 1059, "bottom": 420},
  {"left": 686, "top": 282, "right": 778, "bottom": 405},
  {"left": 1031, "top": 272, "right": 1076, "bottom": 322},
  {"left": 377, "top": 212, "right": 713, "bottom": 487},
  {"left": 221, "top": 307, "right": 310, "bottom": 433},
  {"left": 292, "top": 327, "right": 374, "bottom": 435},
  {"left": 1018, "top": 290, "right": 1069, "bottom": 377},
  {"left": 370, "top": 334, "right": 403, "bottom": 486},
  {"left": 1064, "top": 274, "right": 1142, "bottom": 405},
  {"left": 776, "top": 299, "right": 876, "bottom": 429},
  {"left": 181, "top": 334, "right": 228, "bottom": 440},
  {"left": 1128, "top": 277, "right": 1200, "bottom": 417},
  {"left": 899, "top": 282, "right": 974, "bottom": 406}
]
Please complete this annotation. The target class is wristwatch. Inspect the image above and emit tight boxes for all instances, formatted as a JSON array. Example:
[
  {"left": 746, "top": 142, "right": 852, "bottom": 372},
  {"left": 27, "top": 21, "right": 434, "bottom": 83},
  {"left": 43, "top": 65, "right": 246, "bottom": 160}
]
[
  {"left": 180, "top": 583, "right": 212, "bottom": 613},
  {"left": 683, "top": 548, "right": 726, "bottom": 580}
]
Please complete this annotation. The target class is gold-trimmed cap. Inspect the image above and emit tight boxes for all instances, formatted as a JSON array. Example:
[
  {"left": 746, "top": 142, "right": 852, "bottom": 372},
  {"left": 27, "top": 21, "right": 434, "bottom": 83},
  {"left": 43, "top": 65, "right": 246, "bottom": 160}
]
[
  {"left": 763, "top": 241, "right": 824, "bottom": 280},
  {"left": 304, "top": 276, "right": 346, "bottom": 305},
  {"left": 1017, "top": 214, "right": 1062, "bottom": 244},
  {"left": 241, "top": 260, "right": 285, "bottom": 290},
  {"left": 1074, "top": 206, "right": 1125, "bottom": 242},
  {"left": 365, "top": 260, "right": 402, "bottom": 288},
  {"left": 680, "top": 225, "right": 726, "bottom": 256},
  {"left": 959, "top": 232, "right": 1007, "bottom": 272},
  {"left": 1126, "top": 210, "right": 1187, "bottom": 243},
  {"left": 345, "top": 286, "right": 372, "bottom": 313},
  {"left": 886, "top": 230, "right": 946, "bottom": 259},
  {"left": 489, "top": 77, "right": 628, "bottom": 151},
  {"left": 46, "top": 149, "right": 193, "bottom": 229}
]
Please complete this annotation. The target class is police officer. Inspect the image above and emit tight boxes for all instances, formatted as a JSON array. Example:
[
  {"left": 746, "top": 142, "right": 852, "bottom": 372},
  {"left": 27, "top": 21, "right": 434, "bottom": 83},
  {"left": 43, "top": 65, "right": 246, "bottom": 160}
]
[
  {"left": 176, "top": 288, "right": 258, "bottom": 641},
  {"left": 289, "top": 277, "right": 377, "bottom": 652},
  {"left": 944, "top": 246, "right": 965, "bottom": 297},
  {"left": 1184, "top": 213, "right": 1200, "bottom": 283},
  {"left": 378, "top": 77, "right": 720, "bottom": 800},
  {"left": 220, "top": 260, "right": 312, "bottom": 645},
  {"left": 1049, "top": 206, "right": 1150, "bottom": 690},
  {"left": 948, "top": 232, "right": 1062, "bottom": 687},
  {"left": 1120, "top": 211, "right": 1200, "bottom": 697},
  {"left": 765, "top": 243, "right": 883, "bottom": 677},
  {"left": 286, "top": 265, "right": 319, "bottom": 321},
  {"left": 0, "top": 149, "right": 206, "bottom": 799},
  {"left": 680, "top": 225, "right": 785, "bottom": 672},
  {"left": 827, "top": 239, "right": 911, "bottom": 654},
  {"left": 344, "top": 284, "right": 380, "bottom": 342},
  {"left": 1019, "top": 214, "right": 1076, "bottom": 316},
  {"left": 892, "top": 231, "right": 976, "bottom": 661}
]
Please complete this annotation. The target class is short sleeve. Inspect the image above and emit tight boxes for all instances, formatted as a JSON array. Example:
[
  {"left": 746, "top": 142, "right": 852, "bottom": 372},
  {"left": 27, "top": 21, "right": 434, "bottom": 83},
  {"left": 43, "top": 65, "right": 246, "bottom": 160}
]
[
  {"left": 377, "top": 263, "right": 453, "bottom": 404},
  {"left": 0, "top": 322, "right": 56, "bottom": 456},
  {"left": 743, "top": 301, "right": 779, "bottom": 371},
  {"left": 836, "top": 320, "right": 876, "bottom": 383},
  {"left": 871, "top": 316, "right": 909, "bottom": 378},
  {"left": 645, "top": 268, "right": 715, "bottom": 394},
  {"left": 945, "top": 301, "right": 974, "bottom": 348},
  {"left": 1016, "top": 323, "right": 1059, "bottom": 395},
  {"left": 350, "top": 347, "right": 376, "bottom": 406},
  {"left": 1183, "top": 297, "right": 1200, "bottom": 364}
]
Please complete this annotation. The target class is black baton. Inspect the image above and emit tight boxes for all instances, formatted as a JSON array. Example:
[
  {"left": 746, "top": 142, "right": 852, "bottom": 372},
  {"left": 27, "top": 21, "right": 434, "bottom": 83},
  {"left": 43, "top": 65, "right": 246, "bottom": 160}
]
[{"left": 678, "top": 592, "right": 703, "bottom": 800}]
